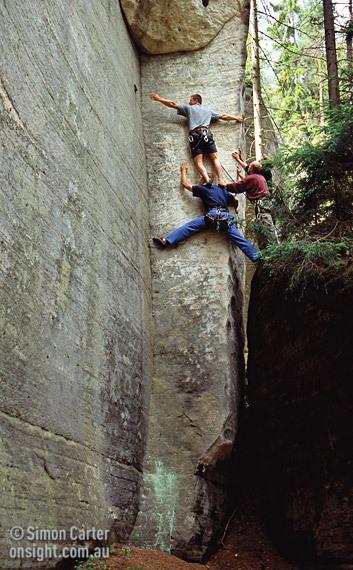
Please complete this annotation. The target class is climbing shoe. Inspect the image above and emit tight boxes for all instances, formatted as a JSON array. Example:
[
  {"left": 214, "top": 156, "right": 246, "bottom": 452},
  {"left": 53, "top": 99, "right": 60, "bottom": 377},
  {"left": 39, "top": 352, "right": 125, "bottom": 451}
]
[{"left": 152, "top": 237, "right": 168, "bottom": 248}]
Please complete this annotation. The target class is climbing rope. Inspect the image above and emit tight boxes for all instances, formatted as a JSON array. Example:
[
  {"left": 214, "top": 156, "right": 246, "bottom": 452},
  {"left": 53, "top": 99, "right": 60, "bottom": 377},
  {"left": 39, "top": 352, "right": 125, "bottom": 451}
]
[{"left": 220, "top": 162, "right": 237, "bottom": 184}]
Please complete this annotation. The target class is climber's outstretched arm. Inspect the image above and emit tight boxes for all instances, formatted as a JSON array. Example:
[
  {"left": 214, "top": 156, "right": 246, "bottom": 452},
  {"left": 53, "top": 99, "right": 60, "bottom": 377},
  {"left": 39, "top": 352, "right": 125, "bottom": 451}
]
[
  {"left": 180, "top": 161, "right": 193, "bottom": 192},
  {"left": 149, "top": 93, "right": 178, "bottom": 109},
  {"left": 220, "top": 113, "right": 244, "bottom": 123}
]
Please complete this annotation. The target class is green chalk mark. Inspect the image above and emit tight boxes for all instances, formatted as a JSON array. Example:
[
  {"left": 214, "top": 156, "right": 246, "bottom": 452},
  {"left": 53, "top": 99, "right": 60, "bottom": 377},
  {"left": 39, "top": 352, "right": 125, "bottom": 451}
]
[{"left": 146, "top": 459, "right": 177, "bottom": 553}]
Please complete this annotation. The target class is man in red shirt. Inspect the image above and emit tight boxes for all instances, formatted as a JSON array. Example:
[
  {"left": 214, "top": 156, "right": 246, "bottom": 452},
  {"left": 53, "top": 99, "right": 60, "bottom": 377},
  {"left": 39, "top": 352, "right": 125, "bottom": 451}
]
[
  {"left": 226, "top": 161, "right": 270, "bottom": 201},
  {"left": 225, "top": 160, "right": 279, "bottom": 246}
]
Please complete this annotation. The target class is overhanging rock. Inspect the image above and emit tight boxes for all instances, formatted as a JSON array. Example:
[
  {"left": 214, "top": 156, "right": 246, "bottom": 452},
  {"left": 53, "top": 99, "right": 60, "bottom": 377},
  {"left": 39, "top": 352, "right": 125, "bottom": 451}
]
[{"left": 120, "top": 0, "right": 248, "bottom": 54}]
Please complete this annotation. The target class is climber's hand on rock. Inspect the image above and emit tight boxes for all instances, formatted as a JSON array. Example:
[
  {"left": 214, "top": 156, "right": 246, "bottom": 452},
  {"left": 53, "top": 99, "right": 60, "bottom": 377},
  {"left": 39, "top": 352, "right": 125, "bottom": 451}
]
[{"left": 149, "top": 92, "right": 160, "bottom": 101}]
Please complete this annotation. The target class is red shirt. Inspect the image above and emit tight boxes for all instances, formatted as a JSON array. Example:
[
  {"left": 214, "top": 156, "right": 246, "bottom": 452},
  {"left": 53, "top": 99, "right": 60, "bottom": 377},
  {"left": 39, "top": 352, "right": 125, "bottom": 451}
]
[{"left": 226, "top": 174, "right": 270, "bottom": 202}]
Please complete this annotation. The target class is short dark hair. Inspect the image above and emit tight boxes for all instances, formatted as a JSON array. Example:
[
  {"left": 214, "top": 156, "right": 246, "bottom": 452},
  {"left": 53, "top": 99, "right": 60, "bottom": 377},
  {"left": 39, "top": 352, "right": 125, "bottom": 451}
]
[{"left": 191, "top": 93, "right": 202, "bottom": 104}]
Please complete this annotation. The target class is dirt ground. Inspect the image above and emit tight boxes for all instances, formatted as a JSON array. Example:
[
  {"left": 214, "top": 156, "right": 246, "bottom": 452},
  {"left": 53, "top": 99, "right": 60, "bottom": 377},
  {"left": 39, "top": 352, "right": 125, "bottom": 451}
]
[
  {"left": 96, "top": 544, "right": 206, "bottom": 569},
  {"left": 80, "top": 502, "right": 299, "bottom": 570},
  {"left": 206, "top": 502, "right": 299, "bottom": 570}
]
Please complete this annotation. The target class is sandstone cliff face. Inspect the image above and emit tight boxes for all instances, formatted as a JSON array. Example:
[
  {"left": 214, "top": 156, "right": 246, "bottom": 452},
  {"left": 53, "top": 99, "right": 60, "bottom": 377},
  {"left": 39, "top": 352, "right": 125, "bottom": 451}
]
[
  {"left": 1, "top": 0, "right": 252, "bottom": 566},
  {"left": 0, "top": 1, "right": 151, "bottom": 566},
  {"left": 247, "top": 267, "right": 353, "bottom": 567},
  {"left": 132, "top": 10, "right": 250, "bottom": 560},
  {"left": 120, "top": 0, "right": 246, "bottom": 54}
]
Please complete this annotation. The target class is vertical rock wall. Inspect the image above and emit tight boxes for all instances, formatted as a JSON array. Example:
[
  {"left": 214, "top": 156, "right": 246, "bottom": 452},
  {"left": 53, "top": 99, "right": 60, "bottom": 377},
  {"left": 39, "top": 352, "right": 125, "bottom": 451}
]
[
  {"left": 0, "top": 0, "right": 253, "bottom": 566},
  {"left": 133, "top": 11, "right": 250, "bottom": 561},
  {"left": 247, "top": 267, "right": 353, "bottom": 566},
  {"left": 0, "top": 1, "right": 151, "bottom": 567}
]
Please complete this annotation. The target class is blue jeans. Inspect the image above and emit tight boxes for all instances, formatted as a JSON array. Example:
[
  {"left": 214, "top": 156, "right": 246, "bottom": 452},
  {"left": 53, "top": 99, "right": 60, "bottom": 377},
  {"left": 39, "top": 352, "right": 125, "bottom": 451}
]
[{"left": 165, "top": 214, "right": 260, "bottom": 262}]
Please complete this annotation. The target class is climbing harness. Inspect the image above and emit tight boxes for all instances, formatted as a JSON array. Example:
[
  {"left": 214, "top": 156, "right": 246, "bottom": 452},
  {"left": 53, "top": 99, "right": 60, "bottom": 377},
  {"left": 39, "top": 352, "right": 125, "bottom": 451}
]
[
  {"left": 204, "top": 207, "right": 235, "bottom": 232},
  {"left": 188, "top": 128, "right": 213, "bottom": 153}
]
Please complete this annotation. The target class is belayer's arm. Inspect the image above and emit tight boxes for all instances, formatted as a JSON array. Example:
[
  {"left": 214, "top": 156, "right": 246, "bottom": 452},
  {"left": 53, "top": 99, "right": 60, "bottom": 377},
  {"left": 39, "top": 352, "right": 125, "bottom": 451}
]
[
  {"left": 232, "top": 150, "right": 247, "bottom": 170},
  {"left": 226, "top": 179, "right": 247, "bottom": 194},
  {"left": 236, "top": 167, "right": 246, "bottom": 181}
]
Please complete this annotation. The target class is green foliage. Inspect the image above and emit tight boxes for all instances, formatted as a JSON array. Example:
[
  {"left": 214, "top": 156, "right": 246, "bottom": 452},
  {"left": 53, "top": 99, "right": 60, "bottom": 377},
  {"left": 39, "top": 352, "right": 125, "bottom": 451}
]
[
  {"left": 260, "top": 240, "right": 351, "bottom": 295},
  {"left": 245, "top": 216, "right": 278, "bottom": 247},
  {"left": 261, "top": 0, "right": 325, "bottom": 145},
  {"left": 260, "top": 0, "right": 353, "bottom": 147},
  {"left": 120, "top": 545, "right": 133, "bottom": 558},
  {"left": 250, "top": 0, "right": 353, "bottom": 296},
  {"left": 256, "top": 103, "right": 353, "bottom": 297},
  {"left": 272, "top": 104, "right": 353, "bottom": 239}
]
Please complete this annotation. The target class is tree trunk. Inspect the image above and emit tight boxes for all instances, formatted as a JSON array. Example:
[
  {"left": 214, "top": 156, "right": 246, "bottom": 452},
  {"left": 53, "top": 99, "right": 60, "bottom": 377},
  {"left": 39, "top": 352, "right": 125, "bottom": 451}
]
[
  {"left": 347, "top": 0, "right": 353, "bottom": 78},
  {"left": 322, "top": 0, "right": 340, "bottom": 107},
  {"left": 318, "top": 59, "right": 325, "bottom": 126},
  {"left": 250, "top": 0, "right": 264, "bottom": 160}
]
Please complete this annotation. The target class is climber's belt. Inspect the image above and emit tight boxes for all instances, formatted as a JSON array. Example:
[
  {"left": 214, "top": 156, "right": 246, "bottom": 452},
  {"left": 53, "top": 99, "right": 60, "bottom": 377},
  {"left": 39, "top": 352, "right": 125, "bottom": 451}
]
[
  {"left": 193, "top": 126, "right": 209, "bottom": 133},
  {"left": 204, "top": 207, "right": 235, "bottom": 232},
  {"left": 208, "top": 207, "right": 229, "bottom": 213}
]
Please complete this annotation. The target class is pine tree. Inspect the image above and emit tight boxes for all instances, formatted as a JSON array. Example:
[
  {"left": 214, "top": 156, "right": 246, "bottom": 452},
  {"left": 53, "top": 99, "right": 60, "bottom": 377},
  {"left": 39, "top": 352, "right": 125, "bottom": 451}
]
[
  {"left": 346, "top": 0, "right": 353, "bottom": 79},
  {"left": 323, "top": 0, "right": 340, "bottom": 106},
  {"left": 250, "top": 0, "right": 264, "bottom": 160},
  {"left": 261, "top": 0, "right": 326, "bottom": 145}
]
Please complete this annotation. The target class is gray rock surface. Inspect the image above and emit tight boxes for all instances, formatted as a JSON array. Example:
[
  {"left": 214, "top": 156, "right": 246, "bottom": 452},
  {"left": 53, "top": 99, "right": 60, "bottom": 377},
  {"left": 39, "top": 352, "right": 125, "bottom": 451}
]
[
  {"left": 0, "top": 0, "right": 252, "bottom": 566},
  {"left": 120, "top": 0, "right": 247, "bottom": 54},
  {"left": 0, "top": 0, "right": 151, "bottom": 567},
  {"left": 132, "top": 13, "right": 250, "bottom": 561}
]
